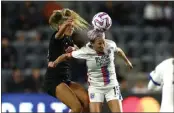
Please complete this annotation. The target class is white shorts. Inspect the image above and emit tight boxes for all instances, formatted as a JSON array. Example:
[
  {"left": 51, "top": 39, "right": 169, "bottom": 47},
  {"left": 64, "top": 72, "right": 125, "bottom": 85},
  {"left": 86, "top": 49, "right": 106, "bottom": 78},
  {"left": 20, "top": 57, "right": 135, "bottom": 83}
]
[{"left": 88, "top": 86, "right": 123, "bottom": 103}]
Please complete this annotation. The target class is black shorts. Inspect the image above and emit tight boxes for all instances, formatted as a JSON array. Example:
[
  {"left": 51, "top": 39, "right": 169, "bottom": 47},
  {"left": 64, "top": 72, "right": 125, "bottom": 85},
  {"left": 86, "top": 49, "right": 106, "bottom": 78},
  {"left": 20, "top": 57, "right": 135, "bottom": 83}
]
[{"left": 43, "top": 69, "right": 71, "bottom": 98}]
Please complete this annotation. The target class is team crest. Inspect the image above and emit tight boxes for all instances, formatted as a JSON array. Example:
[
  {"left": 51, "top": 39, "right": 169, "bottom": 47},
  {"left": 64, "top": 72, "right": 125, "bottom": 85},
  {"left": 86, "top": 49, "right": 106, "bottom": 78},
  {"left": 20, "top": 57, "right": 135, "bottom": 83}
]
[{"left": 90, "top": 93, "right": 95, "bottom": 99}]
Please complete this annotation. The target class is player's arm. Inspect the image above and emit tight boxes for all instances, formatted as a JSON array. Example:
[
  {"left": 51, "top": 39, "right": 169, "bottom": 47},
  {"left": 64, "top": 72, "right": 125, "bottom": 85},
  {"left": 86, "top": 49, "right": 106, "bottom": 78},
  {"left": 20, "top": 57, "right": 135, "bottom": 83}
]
[
  {"left": 74, "top": 44, "right": 79, "bottom": 50},
  {"left": 65, "top": 44, "right": 79, "bottom": 53},
  {"left": 49, "top": 47, "right": 87, "bottom": 68},
  {"left": 147, "top": 70, "right": 163, "bottom": 91},
  {"left": 54, "top": 53, "right": 71, "bottom": 65},
  {"left": 148, "top": 80, "right": 162, "bottom": 91},
  {"left": 116, "top": 47, "right": 133, "bottom": 69},
  {"left": 55, "top": 17, "right": 73, "bottom": 39},
  {"left": 48, "top": 53, "right": 71, "bottom": 68}
]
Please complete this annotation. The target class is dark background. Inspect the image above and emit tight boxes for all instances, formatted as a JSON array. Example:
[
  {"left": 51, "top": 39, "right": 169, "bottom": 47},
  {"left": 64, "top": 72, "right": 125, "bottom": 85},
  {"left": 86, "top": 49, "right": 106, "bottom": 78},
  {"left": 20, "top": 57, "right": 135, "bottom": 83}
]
[{"left": 1, "top": 2, "right": 173, "bottom": 112}]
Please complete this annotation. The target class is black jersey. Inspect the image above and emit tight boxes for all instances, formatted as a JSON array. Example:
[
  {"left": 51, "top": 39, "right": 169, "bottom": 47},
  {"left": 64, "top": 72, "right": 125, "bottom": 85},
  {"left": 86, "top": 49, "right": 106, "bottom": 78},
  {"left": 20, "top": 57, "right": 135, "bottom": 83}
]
[{"left": 46, "top": 31, "right": 74, "bottom": 77}]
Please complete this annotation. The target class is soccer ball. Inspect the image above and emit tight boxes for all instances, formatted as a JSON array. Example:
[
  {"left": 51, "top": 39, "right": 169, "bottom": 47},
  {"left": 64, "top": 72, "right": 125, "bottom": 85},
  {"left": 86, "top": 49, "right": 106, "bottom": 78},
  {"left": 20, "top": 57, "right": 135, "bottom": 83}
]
[{"left": 92, "top": 12, "right": 112, "bottom": 32}]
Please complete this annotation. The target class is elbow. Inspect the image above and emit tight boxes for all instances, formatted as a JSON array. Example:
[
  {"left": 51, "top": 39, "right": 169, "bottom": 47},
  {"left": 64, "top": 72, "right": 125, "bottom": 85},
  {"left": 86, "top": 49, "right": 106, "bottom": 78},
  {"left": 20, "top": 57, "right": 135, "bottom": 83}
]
[
  {"left": 117, "top": 51, "right": 121, "bottom": 55},
  {"left": 147, "top": 81, "right": 154, "bottom": 91},
  {"left": 147, "top": 81, "right": 161, "bottom": 91},
  {"left": 117, "top": 48, "right": 125, "bottom": 57},
  {"left": 64, "top": 53, "right": 71, "bottom": 60},
  {"left": 117, "top": 50, "right": 122, "bottom": 57},
  {"left": 117, "top": 47, "right": 122, "bottom": 53}
]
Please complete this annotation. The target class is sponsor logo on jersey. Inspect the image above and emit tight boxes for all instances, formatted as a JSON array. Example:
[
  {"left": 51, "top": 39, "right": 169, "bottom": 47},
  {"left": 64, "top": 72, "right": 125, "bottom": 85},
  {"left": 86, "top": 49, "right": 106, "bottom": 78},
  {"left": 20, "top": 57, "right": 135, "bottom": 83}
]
[{"left": 95, "top": 55, "right": 110, "bottom": 67}]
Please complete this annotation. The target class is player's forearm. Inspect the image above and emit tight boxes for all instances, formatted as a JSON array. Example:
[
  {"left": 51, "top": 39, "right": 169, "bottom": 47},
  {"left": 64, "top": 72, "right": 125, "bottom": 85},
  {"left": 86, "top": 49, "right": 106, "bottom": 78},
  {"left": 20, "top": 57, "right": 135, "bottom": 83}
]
[
  {"left": 55, "top": 24, "right": 68, "bottom": 39},
  {"left": 148, "top": 81, "right": 162, "bottom": 91},
  {"left": 54, "top": 54, "right": 71, "bottom": 65},
  {"left": 74, "top": 44, "right": 79, "bottom": 50},
  {"left": 117, "top": 48, "right": 130, "bottom": 64},
  {"left": 148, "top": 81, "right": 156, "bottom": 90}
]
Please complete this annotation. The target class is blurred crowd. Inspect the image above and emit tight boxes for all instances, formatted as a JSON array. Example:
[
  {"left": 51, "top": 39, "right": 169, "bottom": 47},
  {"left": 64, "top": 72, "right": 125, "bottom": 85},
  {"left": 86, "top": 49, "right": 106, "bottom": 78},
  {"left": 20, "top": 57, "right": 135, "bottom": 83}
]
[{"left": 1, "top": 1, "right": 173, "bottom": 94}]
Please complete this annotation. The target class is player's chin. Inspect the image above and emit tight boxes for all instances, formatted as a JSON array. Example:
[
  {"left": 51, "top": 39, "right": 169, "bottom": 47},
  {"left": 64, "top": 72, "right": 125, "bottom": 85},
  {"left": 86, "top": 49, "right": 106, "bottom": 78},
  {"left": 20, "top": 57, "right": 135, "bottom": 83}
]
[{"left": 98, "top": 49, "right": 104, "bottom": 53}]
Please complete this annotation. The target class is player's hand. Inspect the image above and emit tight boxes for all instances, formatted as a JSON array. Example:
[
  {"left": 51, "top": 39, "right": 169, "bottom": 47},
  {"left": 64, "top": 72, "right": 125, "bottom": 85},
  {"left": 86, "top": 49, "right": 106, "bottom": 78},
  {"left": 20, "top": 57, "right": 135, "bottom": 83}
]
[
  {"left": 65, "top": 46, "right": 76, "bottom": 53},
  {"left": 63, "top": 17, "right": 74, "bottom": 27},
  {"left": 126, "top": 61, "right": 133, "bottom": 70},
  {"left": 58, "top": 17, "right": 73, "bottom": 32},
  {"left": 48, "top": 61, "right": 56, "bottom": 68}
]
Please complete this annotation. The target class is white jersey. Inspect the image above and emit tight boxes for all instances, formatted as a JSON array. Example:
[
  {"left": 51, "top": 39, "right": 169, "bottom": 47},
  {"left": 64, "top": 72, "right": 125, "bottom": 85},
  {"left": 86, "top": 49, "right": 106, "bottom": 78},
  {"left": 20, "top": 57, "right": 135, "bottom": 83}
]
[
  {"left": 71, "top": 39, "right": 119, "bottom": 88},
  {"left": 148, "top": 58, "right": 174, "bottom": 112}
]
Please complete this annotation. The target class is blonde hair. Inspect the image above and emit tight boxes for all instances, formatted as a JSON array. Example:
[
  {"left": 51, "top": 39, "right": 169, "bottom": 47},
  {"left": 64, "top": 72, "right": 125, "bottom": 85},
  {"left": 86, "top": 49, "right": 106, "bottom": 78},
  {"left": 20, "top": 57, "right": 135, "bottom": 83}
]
[{"left": 49, "top": 8, "right": 90, "bottom": 31}]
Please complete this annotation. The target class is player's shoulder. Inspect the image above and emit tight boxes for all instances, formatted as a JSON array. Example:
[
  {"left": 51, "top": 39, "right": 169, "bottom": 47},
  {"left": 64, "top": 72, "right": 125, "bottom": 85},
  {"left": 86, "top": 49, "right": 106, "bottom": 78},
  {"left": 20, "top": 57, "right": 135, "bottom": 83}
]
[
  {"left": 51, "top": 31, "right": 57, "bottom": 38},
  {"left": 76, "top": 43, "right": 91, "bottom": 52},
  {"left": 50, "top": 31, "right": 58, "bottom": 42},
  {"left": 105, "top": 39, "right": 116, "bottom": 44},
  {"left": 156, "top": 58, "right": 173, "bottom": 70},
  {"left": 105, "top": 39, "right": 117, "bottom": 47},
  {"left": 80, "top": 46, "right": 89, "bottom": 51},
  {"left": 159, "top": 58, "right": 173, "bottom": 65},
  {"left": 164, "top": 58, "right": 174, "bottom": 63},
  {"left": 84, "top": 42, "right": 97, "bottom": 54}
]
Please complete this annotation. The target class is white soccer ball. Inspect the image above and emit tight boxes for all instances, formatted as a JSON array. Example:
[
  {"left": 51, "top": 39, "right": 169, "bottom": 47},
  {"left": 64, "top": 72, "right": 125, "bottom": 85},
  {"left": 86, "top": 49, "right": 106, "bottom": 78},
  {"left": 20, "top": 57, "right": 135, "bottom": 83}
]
[{"left": 92, "top": 12, "right": 112, "bottom": 32}]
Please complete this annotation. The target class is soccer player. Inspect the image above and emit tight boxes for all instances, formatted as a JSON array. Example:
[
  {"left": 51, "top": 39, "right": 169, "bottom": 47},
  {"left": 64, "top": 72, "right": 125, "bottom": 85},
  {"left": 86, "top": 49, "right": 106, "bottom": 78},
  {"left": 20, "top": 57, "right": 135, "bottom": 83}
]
[
  {"left": 148, "top": 49, "right": 174, "bottom": 112},
  {"left": 43, "top": 9, "right": 90, "bottom": 113},
  {"left": 49, "top": 29, "right": 133, "bottom": 112}
]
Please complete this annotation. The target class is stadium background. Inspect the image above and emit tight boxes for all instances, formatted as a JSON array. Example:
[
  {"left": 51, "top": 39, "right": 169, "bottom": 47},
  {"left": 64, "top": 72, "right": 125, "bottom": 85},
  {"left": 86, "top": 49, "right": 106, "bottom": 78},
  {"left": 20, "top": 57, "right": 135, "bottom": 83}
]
[{"left": 1, "top": 1, "right": 173, "bottom": 112}]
